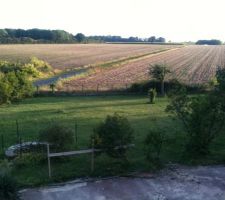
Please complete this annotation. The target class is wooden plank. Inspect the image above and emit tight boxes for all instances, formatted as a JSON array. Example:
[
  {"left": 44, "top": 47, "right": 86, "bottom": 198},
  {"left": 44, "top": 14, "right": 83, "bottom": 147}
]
[
  {"left": 48, "top": 144, "right": 134, "bottom": 158},
  {"left": 49, "top": 149, "right": 101, "bottom": 158}
]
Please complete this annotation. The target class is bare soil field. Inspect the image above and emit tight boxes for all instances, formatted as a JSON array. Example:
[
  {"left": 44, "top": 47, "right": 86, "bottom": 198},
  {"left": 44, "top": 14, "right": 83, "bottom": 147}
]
[
  {"left": 65, "top": 45, "right": 225, "bottom": 90},
  {"left": 0, "top": 44, "right": 178, "bottom": 70}
]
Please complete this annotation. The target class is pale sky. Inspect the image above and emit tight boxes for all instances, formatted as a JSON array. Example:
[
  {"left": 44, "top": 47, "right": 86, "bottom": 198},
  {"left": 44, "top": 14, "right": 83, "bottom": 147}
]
[{"left": 1, "top": 0, "right": 225, "bottom": 42}]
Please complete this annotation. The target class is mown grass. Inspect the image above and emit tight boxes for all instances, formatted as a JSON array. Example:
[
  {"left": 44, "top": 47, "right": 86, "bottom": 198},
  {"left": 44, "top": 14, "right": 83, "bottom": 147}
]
[{"left": 0, "top": 95, "right": 224, "bottom": 187}]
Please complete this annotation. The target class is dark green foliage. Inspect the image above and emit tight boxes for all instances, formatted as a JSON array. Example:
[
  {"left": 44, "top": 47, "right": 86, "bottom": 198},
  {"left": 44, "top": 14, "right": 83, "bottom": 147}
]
[
  {"left": 148, "top": 88, "right": 157, "bottom": 104},
  {"left": 215, "top": 66, "right": 225, "bottom": 92},
  {"left": 196, "top": 39, "right": 222, "bottom": 45},
  {"left": 128, "top": 79, "right": 205, "bottom": 94},
  {"left": 92, "top": 113, "right": 134, "bottom": 159},
  {"left": 13, "top": 153, "right": 46, "bottom": 169},
  {"left": 74, "top": 33, "right": 86, "bottom": 43},
  {"left": 166, "top": 72, "right": 225, "bottom": 157},
  {"left": 0, "top": 160, "right": 20, "bottom": 200},
  {"left": 144, "top": 130, "right": 164, "bottom": 169},
  {"left": 149, "top": 64, "right": 170, "bottom": 96},
  {"left": 0, "top": 174, "right": 20, "bottom": 200},
  {"left": 0, "top": 28, "right": 74, "bottom": 44},
  {"left": 39, "top": 124, "right": 74, "bottom": 151}
]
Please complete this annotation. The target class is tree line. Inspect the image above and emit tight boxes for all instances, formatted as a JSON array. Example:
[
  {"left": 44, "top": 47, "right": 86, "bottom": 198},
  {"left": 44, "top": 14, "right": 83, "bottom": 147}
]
[
  {"left": 196, "top": 39, "right": 222, "bottom": 45},
  {"left": 0, "top": 28, "right": 166, "bottom": 44}
]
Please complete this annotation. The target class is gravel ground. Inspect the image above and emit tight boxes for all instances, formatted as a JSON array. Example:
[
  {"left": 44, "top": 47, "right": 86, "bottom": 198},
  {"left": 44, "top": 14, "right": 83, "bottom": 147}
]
[{"left": 21, "top": 165, "right": 225, "bottom": 200}]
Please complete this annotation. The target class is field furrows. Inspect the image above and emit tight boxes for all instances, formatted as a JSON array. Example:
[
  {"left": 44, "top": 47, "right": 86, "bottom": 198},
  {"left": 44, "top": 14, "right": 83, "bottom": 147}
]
[
  {"left": 0, "top": 44, "right": 179, "bottom": 70},
  {"left": 65, "top": 46, "right": 225, "bottom": 90}
]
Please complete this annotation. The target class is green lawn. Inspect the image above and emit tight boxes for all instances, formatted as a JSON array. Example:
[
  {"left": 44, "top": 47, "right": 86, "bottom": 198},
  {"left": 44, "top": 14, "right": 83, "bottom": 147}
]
[{"left": 0, "top": 95, "right": 224, "bottom": 186}]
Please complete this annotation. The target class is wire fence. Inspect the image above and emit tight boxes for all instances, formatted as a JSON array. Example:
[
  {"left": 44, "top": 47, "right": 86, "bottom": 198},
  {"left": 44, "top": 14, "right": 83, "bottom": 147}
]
[{"left": 0, "top": 118, "right": 88, "bottom": 157}]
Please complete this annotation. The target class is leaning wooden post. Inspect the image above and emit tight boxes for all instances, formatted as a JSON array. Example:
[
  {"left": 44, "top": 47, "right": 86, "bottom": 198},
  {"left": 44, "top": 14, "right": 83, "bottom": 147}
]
[
  {"left": 74, "top": 121, "right": 78, "bottom": 146},
  {"left": 19, "top": 137, "right": 22, "bottom": 158},
  {"left": 16, "top": 120, "right": 19, "bottom": 143},
  {"left": 1, "top": 135, "right": 4, "bottom": 152},
  {"left": 91, "top": 138, "right": 95, "bottom": 172},
  {"left": 47, "top": 144, "right": 51, "bottom": 178}
]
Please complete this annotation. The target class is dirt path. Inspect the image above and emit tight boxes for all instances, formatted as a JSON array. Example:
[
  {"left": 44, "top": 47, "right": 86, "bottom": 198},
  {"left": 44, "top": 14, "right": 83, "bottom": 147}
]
[{"left": 21, "top": 165, "right": 225, "bottom": 200}]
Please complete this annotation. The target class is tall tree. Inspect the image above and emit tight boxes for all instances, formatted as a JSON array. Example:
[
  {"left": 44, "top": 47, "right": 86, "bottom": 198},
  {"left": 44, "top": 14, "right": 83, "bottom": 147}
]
[{"left": 149, "top": 63, "right": 170, "bottom": 96}]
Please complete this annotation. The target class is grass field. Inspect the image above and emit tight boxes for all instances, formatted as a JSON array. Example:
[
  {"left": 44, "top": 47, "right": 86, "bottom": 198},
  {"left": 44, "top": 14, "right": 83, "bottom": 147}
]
[{"left": 0, "top": 95, "right": 225, "bottom": 186}]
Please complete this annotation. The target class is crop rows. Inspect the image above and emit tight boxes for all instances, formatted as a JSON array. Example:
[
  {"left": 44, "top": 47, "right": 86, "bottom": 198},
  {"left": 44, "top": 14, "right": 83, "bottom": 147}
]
[
  {"left": 65, "top": 45, "right": 225, "bottom": 91},
  {"left": 0, "top": 44, "right": 179, "bottom": 70}
]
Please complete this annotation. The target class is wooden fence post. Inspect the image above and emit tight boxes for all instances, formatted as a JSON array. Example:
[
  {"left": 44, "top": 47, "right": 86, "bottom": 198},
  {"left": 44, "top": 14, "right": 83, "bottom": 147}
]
[
  {"left": 19, "top": 137, "right": 22, "bottom": 158},
  {"left": 91, "top": 138, "right": 95, "bottom": 172},
  {"left": 1, "top": 135, "right": 4, "bottom": 152},
  {"left": 47, "top": 144, "right": 51, "bottom": 178},
  {"left": 16, "top": 120, "right": 20, "bottom": 143},
  {"left": 74, "top": 121, "right": 78, "bottom": 146}
]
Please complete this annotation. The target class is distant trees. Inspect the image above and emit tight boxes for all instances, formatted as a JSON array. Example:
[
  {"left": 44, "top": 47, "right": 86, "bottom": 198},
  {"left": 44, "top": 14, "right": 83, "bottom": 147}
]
[
  {"left": 148, "top": 36, "right": 166, "bottom": 43},
  {"left": 196, "top": 39, "right": 222, "bottom": 45},
  {"left": 149, "top": 64, "right": 170, "bottom": 96},
  {"left": 0, "top": 28, "right": 74, "bottom": 44},
  {"left": 87, "top": 35, "right": 166, "bottom": 43},
  {"left": 74, "top": 33, "right": 86, "bottom": 43},
  {"left": 0, "top": 28, "right": 167, "bottom": 44}
]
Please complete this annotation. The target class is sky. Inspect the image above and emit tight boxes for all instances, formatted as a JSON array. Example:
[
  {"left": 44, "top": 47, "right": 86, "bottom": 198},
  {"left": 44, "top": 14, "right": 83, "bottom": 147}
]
[{"left": 0, "top": 0, "right": 225, "bottom": 42}]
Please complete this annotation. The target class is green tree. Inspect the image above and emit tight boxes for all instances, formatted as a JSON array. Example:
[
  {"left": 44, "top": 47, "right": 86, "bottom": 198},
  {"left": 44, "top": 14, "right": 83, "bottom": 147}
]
[
  {"left": 92, "top": 113, "right": 134, "bottom": 159},
  {"left": 166, "top": 77, "right": 225, "bottom": 157},
  {"left": 149, "top": 63, "right": 170, "bottom": 96},
  {"left": 74, "top": 33, "right": 86, "bottom": 43}
]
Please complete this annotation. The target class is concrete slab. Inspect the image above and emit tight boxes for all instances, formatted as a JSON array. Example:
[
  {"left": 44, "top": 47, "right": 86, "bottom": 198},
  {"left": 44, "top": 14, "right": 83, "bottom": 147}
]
[{"left": 21, "top": 165, "right": 225, "bottom": 200}]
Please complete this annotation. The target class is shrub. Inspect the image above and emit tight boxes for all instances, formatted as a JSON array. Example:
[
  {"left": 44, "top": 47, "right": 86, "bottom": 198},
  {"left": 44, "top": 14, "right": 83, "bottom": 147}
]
[
  {"left": 39, "top": 124, "right": 74, "bottom": 151},
  {"left": 92, "top": 113, "right": 134, "bottom": 159},
  {"left": 0, "top": 71, "right": 33, "bottom": 104},
  {"left": 128, "top": 79, "right": 205, "bottom": 94},
  {"left": 0, "top": 160, "right": 20, "bottom": 200},
  {"left": 144, "top": 130, "right": 164, "bottom": 169},
  {"left": 0, "top": 173, "right": 20, "bottom": 200},
  {"left": 148, "top": 88, "right": 157, "bottom": 104},
  {"left": 166, "top": 78, "right": 225, "bottom": 157},
  {"left": 13, "top": 153, "right": 46, "bottom": 169}
]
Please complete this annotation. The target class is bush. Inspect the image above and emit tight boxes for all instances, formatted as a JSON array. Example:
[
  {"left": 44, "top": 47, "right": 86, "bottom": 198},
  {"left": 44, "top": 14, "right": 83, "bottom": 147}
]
[
  {"left": 144, "top": 130, "right": 164, "bottom": 169},
  {"left": 0, "top": 173, "right": 20, "bottom": 200},
  {"left": 166, "top": 77, "right": 225, "bottom": 157},
  {"left": 13, "top": 153, "right": 46, "bottom": 169},
  {"left": 39, "top": 124, "right": 74, "bottom": 151},
  {"left": 0, "top": 71, "right": 33, "bottom": 104},
  {"left": 92, "top": 113, "right": 134, "bottom": 159},
  {"left": 0, "top": 160, "right": 20, "bottom": 200},
  {"left": 128, "top": 79, "right": 205, "bottom": 94}
]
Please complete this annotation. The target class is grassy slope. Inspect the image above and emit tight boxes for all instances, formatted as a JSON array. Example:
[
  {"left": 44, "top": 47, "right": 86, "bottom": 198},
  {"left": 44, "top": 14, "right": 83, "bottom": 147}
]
[{"left": 0, "top": 95, "right": 224, "bottom": 186}]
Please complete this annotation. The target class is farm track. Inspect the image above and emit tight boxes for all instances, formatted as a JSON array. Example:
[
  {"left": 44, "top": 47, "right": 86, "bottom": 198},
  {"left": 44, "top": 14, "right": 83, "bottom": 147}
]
[{"left": 65, "top": 45, "right": 225, "bottom": 91}]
